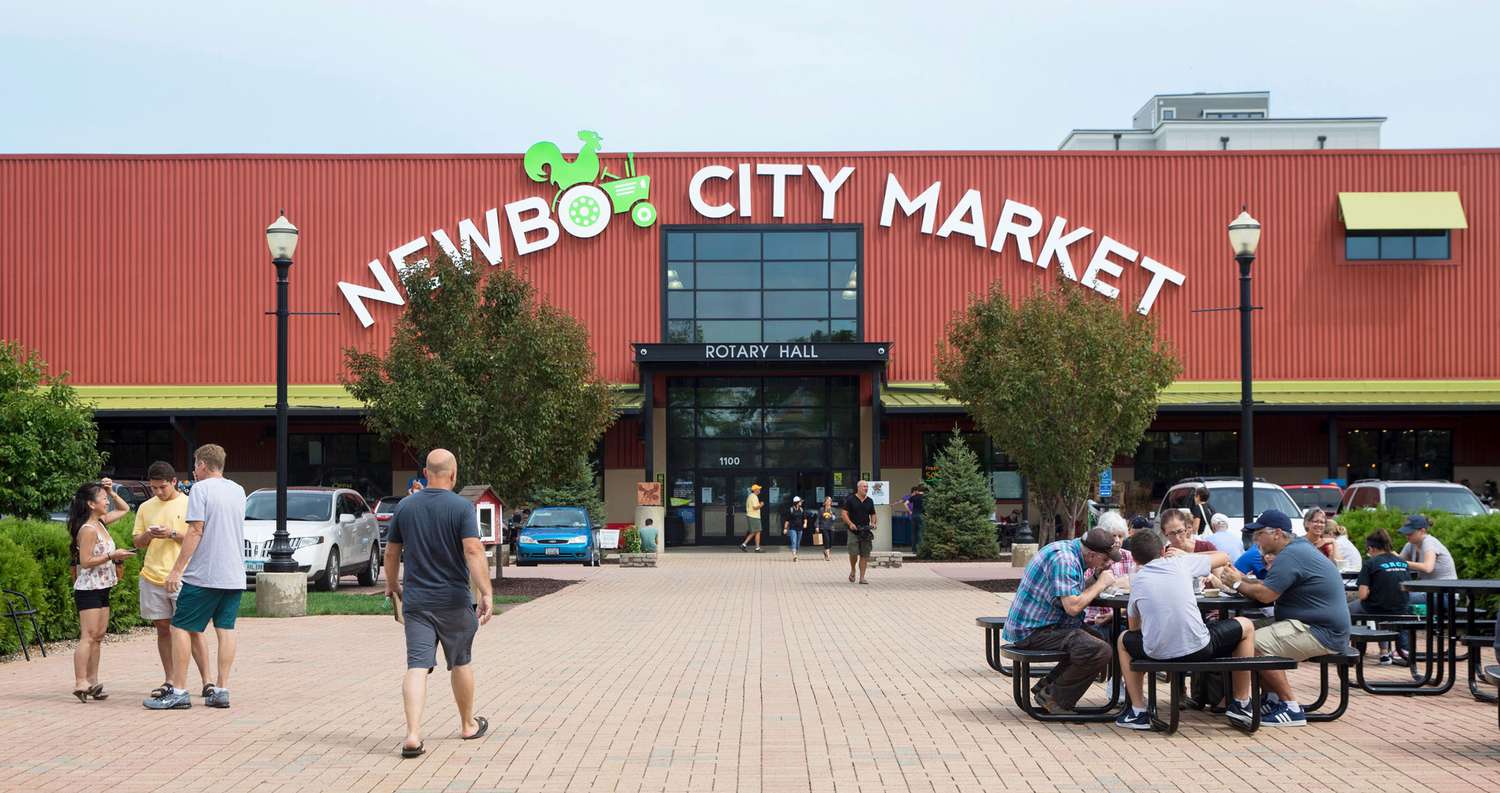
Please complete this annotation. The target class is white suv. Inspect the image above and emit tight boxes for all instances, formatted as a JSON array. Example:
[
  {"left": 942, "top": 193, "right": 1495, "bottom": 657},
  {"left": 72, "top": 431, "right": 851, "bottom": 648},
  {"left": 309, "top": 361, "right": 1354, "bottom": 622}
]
[
  {"left": 1339, "top": 480, "right": 1491, "bottom": 516},
  {"left": 1158, "top": 477, "right": 1306, "bottom": 536},
  {"left": 243, "top": 487, "right": 381, "bottom": 591}
]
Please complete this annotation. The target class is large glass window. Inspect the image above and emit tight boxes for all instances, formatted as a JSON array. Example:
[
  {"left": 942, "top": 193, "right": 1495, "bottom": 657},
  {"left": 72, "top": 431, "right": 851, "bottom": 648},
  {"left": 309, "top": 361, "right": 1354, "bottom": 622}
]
[
  {"left": 97, "top": 423, "right": 175, "bottom": 478},
  {"left": 289, "top": 433, "right": 393, "bottom": 501},
  {"left": 921, "top": 431, "right": 1020, "bottom": 499},
  {"left": 1133, "top": 430, "right": 1239, "bottom": 498},
  {"left": 1346, "top": 429, "right": 1452, "bottom": 481},
  {"left": 663, "top": 227, "right": 861, "bottom": 343},
  {"left": 1345, "top": 230, "right": 1450, "bottom": 261}
]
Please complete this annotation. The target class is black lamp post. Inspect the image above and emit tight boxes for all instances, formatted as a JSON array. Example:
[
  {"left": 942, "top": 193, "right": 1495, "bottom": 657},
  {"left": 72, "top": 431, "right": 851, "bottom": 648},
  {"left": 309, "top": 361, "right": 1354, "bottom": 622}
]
[
  {"left": 264, "top": 213, "right": 300, "bottom": 574},
  {"left": 1227, "top": 209, "right": 1263, "bottom": 525}
]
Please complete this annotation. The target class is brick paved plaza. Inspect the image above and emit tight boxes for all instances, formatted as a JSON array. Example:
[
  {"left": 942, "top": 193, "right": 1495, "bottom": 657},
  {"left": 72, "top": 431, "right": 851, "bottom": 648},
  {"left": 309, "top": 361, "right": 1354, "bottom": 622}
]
[{"left": 1, "top": 553, "right": 1497, "bottom": 793}]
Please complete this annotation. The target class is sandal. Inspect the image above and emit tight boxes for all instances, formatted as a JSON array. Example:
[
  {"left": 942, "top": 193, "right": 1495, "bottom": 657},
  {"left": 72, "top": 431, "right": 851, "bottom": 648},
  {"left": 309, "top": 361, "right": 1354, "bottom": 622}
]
[
  {"left": 87, "top": 684, "right": 108, "bottom": 701},
  {"left": 149, "top": 682, "right": 173, "bottom": 699},
  {"left": 859, "top": 580, "right": 869, "bottom": 585},
  {"left": 400, "top": 742, "right": 425, "bottom": 758},
  {"left": 72, "top": 689, "right": 89, "bottom": 703},
  {"left": 203, "top": 683, "right": 218, "bottom": 699},
  {"left": 462, "top": 716, "right": 489, "bottom": 741},
  {"left": 849, "top": 573, "right": 856, "bottom": 583}
]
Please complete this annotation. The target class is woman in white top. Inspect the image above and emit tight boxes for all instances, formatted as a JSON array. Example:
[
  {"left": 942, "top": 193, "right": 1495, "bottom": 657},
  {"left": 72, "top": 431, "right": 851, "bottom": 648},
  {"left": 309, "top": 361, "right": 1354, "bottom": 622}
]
[
  {"left": 1326, "top": 518, "right": 1361, "bottom": 573},
  {"left": 68, "top": 481, "right": 134, "bottom": 702}
]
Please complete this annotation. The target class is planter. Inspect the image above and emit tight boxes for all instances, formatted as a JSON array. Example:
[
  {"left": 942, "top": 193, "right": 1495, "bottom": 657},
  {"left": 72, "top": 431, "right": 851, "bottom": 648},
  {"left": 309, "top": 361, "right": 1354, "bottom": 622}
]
[{"left": 619, "top": 552, "right": 657, "bottom": 568}]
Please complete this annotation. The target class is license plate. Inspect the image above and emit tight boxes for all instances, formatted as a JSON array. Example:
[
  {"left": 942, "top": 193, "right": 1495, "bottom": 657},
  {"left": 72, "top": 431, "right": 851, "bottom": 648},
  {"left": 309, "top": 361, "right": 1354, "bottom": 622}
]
[
  {"left": 245, "top": 560, "right": 265, "bottom": 572},
  {"left": 545, "top": 547, "right": 559, "bottom": 556}
]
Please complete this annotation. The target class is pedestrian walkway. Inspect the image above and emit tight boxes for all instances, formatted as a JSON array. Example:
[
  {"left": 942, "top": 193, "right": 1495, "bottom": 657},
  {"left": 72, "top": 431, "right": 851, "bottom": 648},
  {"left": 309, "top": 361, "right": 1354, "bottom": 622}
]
[{"left": 1, "top": 552, "right": 1497, "bottom": 793}]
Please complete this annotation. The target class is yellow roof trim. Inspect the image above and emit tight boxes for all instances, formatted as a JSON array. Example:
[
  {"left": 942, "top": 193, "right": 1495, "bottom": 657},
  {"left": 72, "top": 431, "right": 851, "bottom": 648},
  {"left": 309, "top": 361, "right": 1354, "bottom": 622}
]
[
  {"left": 881, "top": 380, "right": 1500, "bottom": 410},
  {"left": 72, "top": 384, "right": 643, "bottom": 412},
  {"left": 1338, "top": 192, "right": 1468, "bottom": 231}
]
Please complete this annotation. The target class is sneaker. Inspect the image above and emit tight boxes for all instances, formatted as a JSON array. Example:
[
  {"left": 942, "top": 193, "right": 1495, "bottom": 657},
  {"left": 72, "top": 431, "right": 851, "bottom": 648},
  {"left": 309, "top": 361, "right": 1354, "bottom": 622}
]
[
  {"left": 1260, "top": 701, "right": 1306, "bottom": 727},
  {"left": 1378, "top": 654, "right": 1393, "bottom": 666},
  {"left": 143, "top": 688, "right": 191, "bottom": 710},
  {"left": 1258, "top": 692, "right": 1281, "bottom": 715},
  {"left": 1226, "top": 700, "right": 1254, "bottom": 728},
  {"left": 1390, "top": 650, "right": 1411, "bottom": 667},
  {"left": 1036, "top": 686, "right": 1074, "bottom": 715},
  {"left": 754, "top": 547, "right": 763, "bottom": 553},
  {"left": 1114, "top": 708, "right": 1151, "bottom": 730},
  {"left": 205, "top": 687, "right": 230, "bottom": 709},
  {"left": 739, "top": 544, "right": 748, "bottom": 553}
]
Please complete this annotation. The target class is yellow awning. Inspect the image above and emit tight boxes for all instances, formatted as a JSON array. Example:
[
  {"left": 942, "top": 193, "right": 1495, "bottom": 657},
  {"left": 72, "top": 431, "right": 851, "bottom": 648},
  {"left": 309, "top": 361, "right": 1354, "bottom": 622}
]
[{"left": 1338, "top": 192, "right": 1468, "bottom": 231}]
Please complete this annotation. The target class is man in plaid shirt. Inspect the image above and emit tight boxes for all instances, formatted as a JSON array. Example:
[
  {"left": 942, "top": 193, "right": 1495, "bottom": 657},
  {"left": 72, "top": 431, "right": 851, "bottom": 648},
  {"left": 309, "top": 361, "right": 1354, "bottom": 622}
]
[{"left": 1002, "top": 527, "right": 1121, "bottom": 713}]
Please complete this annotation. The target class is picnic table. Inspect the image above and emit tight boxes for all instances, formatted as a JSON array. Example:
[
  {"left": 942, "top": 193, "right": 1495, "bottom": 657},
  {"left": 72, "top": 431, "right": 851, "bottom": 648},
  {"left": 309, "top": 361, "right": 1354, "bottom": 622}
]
[{"left": 1399, "top": 579, "right": 1500, "bottom": 700}]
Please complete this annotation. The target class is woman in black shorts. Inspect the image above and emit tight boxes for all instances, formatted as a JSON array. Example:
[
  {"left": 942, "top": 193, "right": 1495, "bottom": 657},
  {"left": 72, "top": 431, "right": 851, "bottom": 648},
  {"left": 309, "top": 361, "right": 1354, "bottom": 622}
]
[{"left": 68, "top": 482, "right": 134, "bottom": 702}]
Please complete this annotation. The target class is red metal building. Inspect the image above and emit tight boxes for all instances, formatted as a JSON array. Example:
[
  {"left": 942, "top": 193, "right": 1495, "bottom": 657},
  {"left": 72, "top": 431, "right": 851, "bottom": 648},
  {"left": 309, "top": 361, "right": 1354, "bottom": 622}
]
[{"left": 3, "top": 147, "right": 1496, "bottom": 541}]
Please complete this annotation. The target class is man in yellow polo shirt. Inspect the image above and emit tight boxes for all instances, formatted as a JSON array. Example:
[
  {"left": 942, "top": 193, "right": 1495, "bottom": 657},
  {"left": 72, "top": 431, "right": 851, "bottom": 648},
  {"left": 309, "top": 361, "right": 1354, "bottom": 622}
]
[{"left": 133, "top": 461, "right": 210, "bottom": 699}]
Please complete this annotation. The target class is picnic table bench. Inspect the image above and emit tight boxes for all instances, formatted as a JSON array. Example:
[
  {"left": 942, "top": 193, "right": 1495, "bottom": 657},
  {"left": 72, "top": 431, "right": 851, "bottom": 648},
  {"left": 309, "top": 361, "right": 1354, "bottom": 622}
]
[
  {"left": 976, "top": 617, "right": 1051, "bottom": 678},
  {"left": 1130, "top": 655, "right": 1297, "bottom": 734},
  {"left": 999, "top": 644, "right": 1119, "bottom": 723}
]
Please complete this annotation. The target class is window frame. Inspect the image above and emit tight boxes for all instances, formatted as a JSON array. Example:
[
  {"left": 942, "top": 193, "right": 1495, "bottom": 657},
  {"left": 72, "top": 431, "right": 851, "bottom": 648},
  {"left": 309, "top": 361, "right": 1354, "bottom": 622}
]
[
  {"left": 661, "top": 225, "right": 864, "bottom": 344},
  {"left": 1344, "top": 230, "right": 1451, "bottom": 262}
]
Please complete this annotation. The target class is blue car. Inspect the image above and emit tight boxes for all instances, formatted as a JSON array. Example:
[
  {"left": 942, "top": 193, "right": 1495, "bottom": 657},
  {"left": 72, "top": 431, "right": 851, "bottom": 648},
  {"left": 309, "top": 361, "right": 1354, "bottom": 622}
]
[{"left": 516, "top": 505, "right": 597, "bottom": 566}]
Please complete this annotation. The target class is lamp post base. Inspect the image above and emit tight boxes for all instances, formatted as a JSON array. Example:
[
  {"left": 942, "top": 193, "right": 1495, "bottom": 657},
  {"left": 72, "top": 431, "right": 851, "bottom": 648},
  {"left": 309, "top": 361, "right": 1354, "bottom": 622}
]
[
  {"left": 254, "top": 572, "right": 308, "bottom": 617},
  {"left": 1010, "top": 543, "right": 1039, "bottom": 568}
]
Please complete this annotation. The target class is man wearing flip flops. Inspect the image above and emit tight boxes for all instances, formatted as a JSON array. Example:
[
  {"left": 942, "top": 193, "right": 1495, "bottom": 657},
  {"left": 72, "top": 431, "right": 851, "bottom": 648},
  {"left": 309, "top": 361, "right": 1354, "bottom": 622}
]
[{"left": 383, "top": 449, "right": 493, "bottom": 757}]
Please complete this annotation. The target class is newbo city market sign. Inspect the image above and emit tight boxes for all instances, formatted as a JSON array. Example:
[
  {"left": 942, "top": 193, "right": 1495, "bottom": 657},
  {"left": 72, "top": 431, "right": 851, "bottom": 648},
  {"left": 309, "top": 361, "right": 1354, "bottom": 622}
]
[{"left": 338, "top": 133, "right": 1186, "bottom": 328}]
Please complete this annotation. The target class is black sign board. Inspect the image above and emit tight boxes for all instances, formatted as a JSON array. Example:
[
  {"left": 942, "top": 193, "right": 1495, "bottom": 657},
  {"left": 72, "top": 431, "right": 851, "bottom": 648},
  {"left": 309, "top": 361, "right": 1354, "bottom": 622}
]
[{"left": 633, "top": 342, "right": 891, "bottom": 366}]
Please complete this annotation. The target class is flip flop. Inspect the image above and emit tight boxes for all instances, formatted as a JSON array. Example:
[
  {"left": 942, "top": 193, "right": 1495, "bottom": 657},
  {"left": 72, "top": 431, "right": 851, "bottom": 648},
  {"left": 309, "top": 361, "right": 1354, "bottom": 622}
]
[
  {"left": 87, "top": 684, "right": 108, "bottom": 700},
  {"left": 462, "top": 716, "right": 489, "bottom": 740},
  {"left": 849, "top": 573, "right": 856, "bottom": 583},
  {"left": 72, "top": 689, "right": 89, "bottom": 703},
  {"left": 400, "top": 742, "right": 425, "bottom": 758},
  {"left": 859, "top": 580, "right": 869, "bottom": 585}
]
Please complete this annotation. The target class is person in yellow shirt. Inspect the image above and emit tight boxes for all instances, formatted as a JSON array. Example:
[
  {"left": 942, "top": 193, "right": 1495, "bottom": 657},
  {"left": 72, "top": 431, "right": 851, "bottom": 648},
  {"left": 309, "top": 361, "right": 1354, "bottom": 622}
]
[
  {"left": 739, "top": 484, "right": 764, "bottom": 553},
  {"left": 133, "top": 461, "right": 211, "bottom": 699}
]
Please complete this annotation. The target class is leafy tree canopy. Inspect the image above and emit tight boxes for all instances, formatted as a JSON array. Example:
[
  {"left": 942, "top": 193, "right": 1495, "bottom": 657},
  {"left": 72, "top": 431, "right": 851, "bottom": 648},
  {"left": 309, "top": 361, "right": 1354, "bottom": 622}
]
[
  {"left": 936, "top": 279, "right": 1179, "bottom": 544},
  {"left": 343, "top": 255, "right": 615, "bottom": 503},
  {"left": 0, "top": 342, "right": 104, "bottom": 518}
]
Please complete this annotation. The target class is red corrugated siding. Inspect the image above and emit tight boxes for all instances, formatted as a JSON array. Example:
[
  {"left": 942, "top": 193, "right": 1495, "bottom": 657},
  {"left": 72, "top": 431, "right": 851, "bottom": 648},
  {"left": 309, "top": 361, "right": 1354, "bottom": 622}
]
[
  {"left": 3, "top": 150, "right": 1498, "bottom": 386},
  {"left": 603, "top": 417, "right": 644, "bottom": 469}
]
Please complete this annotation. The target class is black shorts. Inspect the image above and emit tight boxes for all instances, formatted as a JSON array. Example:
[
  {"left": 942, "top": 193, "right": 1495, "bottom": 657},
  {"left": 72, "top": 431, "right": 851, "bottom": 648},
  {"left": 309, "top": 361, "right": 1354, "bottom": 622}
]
[
  {"left": 404, "top": 606, "right": 479, "bottom": 671},
  {"left": 1122, "top": 618, "right": 1243, "bottom": 662},
  {"left": 74, "top": 587, "right": 112, "bottom": 612}
]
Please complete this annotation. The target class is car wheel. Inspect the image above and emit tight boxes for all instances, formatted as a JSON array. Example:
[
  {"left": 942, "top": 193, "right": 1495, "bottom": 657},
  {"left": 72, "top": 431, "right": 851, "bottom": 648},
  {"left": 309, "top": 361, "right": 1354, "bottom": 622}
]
[
  {"left": 317, "top": 546, "right": 341, "bottom": 591},
  {"left": 518, "top": 560, "right": 537, "bottom": 567},
  {"left": 357, "top": 545, "right": 379, "bottom": 586}
]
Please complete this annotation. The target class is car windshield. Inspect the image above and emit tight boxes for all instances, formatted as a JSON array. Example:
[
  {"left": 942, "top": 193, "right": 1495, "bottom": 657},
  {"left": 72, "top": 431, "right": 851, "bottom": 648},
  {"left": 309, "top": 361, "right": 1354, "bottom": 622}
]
[
  {"left": 376, "top": 499, "right": 401, "bottom": 514},
  {"left": 1209, "top": 487, "right": 1300, "bottom": 519},
  {"left": 1384, "top": 486, "right": 1486, "bottom": 516},
  {"left": 1288, "top": 488, "right": 1341, "bottom": 512},
  {"left": 245, "top": 491, "right": 332, "bottom": 522},
  {"left": 527, "top": 507, "right": 589, "bottom": 528}
]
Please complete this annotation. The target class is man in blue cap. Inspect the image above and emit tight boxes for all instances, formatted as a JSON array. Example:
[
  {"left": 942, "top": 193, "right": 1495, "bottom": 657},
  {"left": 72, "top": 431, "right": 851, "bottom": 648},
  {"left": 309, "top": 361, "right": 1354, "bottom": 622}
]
[
  {"left": 1393, "top": 513, "right": 1456, "bottom": 666},
  {"left": 1215, "top": 509, "right": 1350, "bottom": 727}
]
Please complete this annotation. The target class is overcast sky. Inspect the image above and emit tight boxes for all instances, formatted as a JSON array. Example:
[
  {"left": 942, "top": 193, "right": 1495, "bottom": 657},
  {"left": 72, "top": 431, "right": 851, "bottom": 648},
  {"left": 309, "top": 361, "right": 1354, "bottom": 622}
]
[{"left": 3, "top": 1, "right": 1495, "bottom": 153}]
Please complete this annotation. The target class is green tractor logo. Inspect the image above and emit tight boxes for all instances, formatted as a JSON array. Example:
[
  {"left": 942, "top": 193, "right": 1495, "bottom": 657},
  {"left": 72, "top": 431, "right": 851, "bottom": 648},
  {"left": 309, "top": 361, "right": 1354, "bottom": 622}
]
[{"left": 523, "top": 130, "right": 658, "bottom": 237}]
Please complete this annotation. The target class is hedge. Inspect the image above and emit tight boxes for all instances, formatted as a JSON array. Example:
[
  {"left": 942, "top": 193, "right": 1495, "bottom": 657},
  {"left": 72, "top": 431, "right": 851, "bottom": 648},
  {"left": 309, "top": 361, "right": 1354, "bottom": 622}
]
[
  {"left": 0, "top": 513, "right": 145, "bottom": 656},
  {"left": 1335, "top": 508, "right": 1500, "bottom": 584}
]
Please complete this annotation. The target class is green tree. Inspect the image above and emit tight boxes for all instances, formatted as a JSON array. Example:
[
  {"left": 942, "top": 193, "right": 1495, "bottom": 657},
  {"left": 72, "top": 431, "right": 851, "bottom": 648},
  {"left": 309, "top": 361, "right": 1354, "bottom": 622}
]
[
  {"left": 528, "top": 454, "right": 606, "bottom": 525},
  {"left": 936, "top": 279, "right": 1179, "bottom": 545},
  {"left": 343, "top": 255, "right": 615, "bottom": 503},
  {"left": 917, "top": 431, "right": 1000, "bottom": 560},
  {"left": 0, "top": 342, "right": 105, "bottom": 518}
]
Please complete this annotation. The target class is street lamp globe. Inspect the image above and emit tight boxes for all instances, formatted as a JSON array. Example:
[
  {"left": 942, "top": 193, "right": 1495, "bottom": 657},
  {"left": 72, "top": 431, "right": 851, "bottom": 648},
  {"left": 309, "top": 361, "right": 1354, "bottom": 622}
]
[
  {"left": 266, "top": 213, "right": 299, "bottom": 261},
  {"left": 1227, "top": 209, "right": 1261, "bottom": 259}
]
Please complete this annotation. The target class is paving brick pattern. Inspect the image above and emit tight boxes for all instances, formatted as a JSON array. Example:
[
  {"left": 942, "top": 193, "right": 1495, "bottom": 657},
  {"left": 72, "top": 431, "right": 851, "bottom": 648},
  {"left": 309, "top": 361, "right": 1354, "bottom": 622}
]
[{"left": 1, "top": 553, "right": 1497, "bottom": 792}]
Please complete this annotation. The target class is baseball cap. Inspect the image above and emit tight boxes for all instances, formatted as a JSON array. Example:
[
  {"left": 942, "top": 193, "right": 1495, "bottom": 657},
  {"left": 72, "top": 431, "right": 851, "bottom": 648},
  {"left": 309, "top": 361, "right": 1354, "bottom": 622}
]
[
  {"left": 1243, "top": 509, "right": 1292, "bottom": 534},
  {"left": 1129, "top": 515, "right": 1152, "bottom": 531},
  {"left": 1080, "top": 527, "right": 1122, "bottom": 562},
  {"left": 750, "top": 484, "right": 762, "bottom": 491},
  {"left": 1398, "top": 514, "right": 1430, "bottom": 535},
  {"left": 792, "top": 496, "right": 802, "bottom": 503}
]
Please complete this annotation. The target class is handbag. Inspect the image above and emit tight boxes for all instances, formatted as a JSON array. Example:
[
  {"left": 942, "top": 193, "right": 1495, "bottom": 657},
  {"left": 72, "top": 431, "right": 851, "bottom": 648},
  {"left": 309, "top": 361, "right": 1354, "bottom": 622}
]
[{"left": 812, "top": 529, "right": 824, "bottom": 546}]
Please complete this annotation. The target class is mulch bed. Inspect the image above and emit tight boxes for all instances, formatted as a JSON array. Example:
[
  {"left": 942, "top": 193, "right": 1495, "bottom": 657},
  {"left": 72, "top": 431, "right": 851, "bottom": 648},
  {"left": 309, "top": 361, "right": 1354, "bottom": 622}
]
[{"left": 961, "top": 579, "right": 1021, "bottom": 594}]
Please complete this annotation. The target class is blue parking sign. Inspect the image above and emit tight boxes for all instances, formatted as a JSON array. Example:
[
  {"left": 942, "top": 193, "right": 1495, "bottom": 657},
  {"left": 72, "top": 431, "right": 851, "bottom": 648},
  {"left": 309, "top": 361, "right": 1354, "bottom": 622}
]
[{"left": 1099, "top": 468, "right": 1114, "bottom": 499}]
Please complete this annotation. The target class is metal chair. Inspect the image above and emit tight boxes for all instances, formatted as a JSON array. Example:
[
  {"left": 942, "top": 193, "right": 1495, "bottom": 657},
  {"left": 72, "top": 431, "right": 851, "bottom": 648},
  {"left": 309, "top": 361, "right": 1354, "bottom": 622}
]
[{"left": 1, "top": 588, "right": 47, "bottom": 661}]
